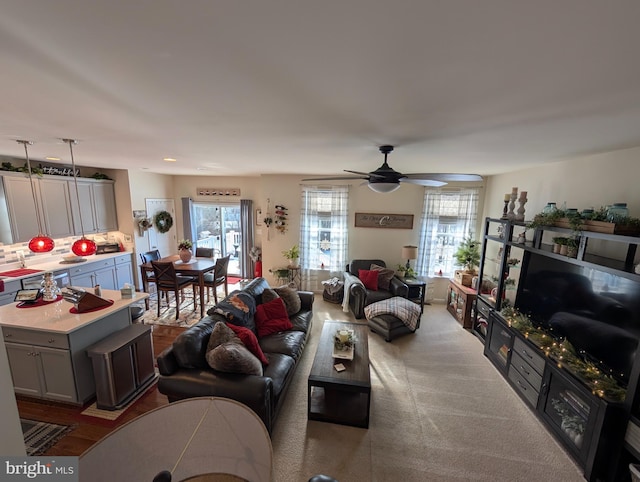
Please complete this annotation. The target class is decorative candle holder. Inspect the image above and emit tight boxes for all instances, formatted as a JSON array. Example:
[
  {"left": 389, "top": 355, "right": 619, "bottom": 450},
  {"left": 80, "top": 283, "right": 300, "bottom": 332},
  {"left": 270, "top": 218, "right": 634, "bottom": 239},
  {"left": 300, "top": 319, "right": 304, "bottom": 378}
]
[
  {"left": 516, "top": 194, "right": 527, "bottom": 221},
  {"left": 501, "top": 198, "right": 509, "bottom": 220},
  {"left": 507, "top": 192, "right": 517, "bottom": 220}
]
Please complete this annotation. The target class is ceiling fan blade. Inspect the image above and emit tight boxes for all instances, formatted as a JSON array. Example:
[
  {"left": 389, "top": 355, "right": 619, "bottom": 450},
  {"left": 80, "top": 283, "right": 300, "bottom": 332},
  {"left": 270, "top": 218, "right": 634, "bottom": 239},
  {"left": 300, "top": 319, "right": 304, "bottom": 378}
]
[
  {"left": 401, "top": 178, "right": 448, "bottom": 187},
  {"left": 301, "top": 175, "right": 369, "bottom": 181},
  {"left": 402, "top": 173, "right": 483, "bottom": 182}
]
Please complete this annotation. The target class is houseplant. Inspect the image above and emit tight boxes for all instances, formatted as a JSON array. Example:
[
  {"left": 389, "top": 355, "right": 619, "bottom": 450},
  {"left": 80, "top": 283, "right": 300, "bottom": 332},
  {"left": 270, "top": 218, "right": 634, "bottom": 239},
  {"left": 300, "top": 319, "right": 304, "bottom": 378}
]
[
  {"left": 454, "top": 235, "right": 480, "bottom": 273},
  {"left": 282, "top": 244, "right": 300, "bottom": 267},
  {"left": 178, "top": 239, "right": 193, "bottom": 263}
]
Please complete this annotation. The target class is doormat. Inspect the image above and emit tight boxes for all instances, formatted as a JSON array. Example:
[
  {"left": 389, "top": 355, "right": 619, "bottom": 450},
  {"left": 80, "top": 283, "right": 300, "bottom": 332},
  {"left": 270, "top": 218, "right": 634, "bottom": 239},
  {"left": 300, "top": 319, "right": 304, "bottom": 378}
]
[
  {"left": 79, "top": 376, "right": 158, "bottom": 422},
  {"left": 21, "top": 419, "right": 74, "bottom": 456}
]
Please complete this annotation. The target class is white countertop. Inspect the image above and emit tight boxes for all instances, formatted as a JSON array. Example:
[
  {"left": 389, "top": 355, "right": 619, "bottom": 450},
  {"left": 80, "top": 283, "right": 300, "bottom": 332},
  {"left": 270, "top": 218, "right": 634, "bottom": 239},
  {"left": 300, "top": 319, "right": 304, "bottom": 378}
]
[
  {"left": 0, "top": 251, "right": 134, "bottom": 282},
  {"left": 0, "top": 289, "right": 148, "bottom": 334}
]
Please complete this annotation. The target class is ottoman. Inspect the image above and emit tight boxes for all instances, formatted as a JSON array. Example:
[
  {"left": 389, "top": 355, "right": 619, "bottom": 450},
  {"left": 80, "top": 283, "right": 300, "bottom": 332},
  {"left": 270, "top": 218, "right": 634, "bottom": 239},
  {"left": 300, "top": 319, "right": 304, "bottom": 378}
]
[{"left": 367, "top": 314, "right": 416, "bottom": 342}]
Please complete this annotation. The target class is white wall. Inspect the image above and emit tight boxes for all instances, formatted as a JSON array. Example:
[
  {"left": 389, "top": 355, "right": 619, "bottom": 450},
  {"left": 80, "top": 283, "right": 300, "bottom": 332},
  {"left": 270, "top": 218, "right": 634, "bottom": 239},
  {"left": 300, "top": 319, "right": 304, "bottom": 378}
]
[{"left": 482, "top": 146, "right": 640, "bottom": 223}]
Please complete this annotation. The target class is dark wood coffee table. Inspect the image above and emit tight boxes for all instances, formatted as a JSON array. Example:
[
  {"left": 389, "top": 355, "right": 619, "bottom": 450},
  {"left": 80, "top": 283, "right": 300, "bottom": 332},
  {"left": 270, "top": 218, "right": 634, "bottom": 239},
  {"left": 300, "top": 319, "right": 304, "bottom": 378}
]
[{"left": 308, "top": 321, "right": 371, "bottom": 428}]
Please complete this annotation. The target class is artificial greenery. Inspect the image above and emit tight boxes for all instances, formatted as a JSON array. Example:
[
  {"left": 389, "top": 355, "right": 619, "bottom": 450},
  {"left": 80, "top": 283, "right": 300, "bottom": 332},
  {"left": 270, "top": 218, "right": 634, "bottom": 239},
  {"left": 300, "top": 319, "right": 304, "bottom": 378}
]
[
  {"left": 282, "top": 244, "right": 300, "bottom": 261},
  {"left": 178, "top": 239, "right": 193, "bottom": 250},
  {"left": 154, "top": 210, "right": 174, "bottom": 233},
  {"left": 1, "top": 161, "right": 44, "bottom": 176},
  {"left": 396, "top": 265, "right": 417, "bottom": 278},
  {"left": 454, "top": 235, "right": 480, "bottom": 272},
  {"left": 500, "top": 306, "right": 627, "bottom": 402},
  {"left": 90, "top": 172, "right": 112, "bottom": 180}
]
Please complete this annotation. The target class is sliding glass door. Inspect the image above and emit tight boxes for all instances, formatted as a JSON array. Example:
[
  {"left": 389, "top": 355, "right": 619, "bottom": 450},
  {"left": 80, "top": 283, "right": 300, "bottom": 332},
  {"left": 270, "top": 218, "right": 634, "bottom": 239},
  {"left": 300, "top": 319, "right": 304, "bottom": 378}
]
[{"left": 191, "top": 202, "right": 241, "bottom": 276}]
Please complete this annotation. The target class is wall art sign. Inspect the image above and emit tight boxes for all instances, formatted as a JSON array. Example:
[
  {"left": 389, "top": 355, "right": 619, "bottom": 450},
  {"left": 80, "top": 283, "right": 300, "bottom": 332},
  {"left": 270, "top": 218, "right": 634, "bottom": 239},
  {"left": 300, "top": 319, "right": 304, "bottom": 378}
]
[{"left": 354, "top": 212, "right": 414, "bottom": 229}]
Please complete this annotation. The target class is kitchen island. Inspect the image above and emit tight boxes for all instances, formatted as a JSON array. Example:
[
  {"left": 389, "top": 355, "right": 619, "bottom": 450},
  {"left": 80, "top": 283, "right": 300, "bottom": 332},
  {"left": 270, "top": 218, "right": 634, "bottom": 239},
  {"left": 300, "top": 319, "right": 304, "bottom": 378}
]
[{"left": 0, "top": 289, "right": 148, "bottom": 405}]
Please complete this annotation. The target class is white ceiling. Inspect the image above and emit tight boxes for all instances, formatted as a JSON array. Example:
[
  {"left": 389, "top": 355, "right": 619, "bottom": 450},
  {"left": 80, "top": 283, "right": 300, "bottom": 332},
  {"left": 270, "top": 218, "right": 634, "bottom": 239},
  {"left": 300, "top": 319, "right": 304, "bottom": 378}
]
[{"left": 2, "top": 1, "right": 640, "bottom": 178}]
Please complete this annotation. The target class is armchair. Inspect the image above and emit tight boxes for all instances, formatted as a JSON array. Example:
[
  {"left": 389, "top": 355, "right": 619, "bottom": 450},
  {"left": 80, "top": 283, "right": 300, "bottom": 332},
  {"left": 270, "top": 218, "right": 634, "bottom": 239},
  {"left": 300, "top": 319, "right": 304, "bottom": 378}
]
[{"left": 344, "top": 259, "right": 409, "bottom": 319}]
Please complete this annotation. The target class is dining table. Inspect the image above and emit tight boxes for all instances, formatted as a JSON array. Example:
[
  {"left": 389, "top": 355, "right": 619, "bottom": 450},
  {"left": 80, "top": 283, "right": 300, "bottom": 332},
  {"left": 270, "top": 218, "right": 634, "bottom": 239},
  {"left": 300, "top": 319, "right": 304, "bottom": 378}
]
[{"left": 139, "top": 254, "right": 216, "bottom": 318}]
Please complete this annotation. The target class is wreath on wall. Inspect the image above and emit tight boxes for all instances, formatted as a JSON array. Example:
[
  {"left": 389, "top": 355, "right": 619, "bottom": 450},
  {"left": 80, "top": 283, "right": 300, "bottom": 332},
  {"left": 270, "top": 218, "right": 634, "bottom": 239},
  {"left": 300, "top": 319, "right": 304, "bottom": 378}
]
[{"left": 154, "top": 210, "right": 174, "bottom": 233}]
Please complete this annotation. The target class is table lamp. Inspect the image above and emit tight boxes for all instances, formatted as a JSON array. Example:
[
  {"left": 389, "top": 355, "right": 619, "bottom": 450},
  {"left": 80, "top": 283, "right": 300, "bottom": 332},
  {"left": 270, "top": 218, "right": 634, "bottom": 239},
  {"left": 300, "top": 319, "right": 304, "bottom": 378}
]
[{"left": 402, "top": 245, "right": 418, "bottom": 270}]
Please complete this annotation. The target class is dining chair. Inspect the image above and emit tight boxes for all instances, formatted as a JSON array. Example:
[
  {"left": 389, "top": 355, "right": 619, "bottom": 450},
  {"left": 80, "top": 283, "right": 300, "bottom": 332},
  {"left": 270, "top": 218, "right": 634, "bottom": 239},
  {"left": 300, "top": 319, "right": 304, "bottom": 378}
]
[
  {"left": 151, "top": 261, "right": 198, "bottom": 319},
  {"left": 195, "top": 247, "right": 214, "bottom": 258},
  {"left": 140, "top": 250, "right": 163, "bottom": 301},
  {"left": 202, "top": 255, "right": 230, "bottom": 304}
]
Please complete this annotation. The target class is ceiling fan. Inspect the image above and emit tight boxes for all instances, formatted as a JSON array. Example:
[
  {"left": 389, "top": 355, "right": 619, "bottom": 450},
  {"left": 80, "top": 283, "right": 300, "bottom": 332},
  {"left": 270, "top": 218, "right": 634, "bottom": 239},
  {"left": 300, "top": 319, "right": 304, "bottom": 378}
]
[{"left": 302, "top": 145, "right": 482, "bottom": 193}]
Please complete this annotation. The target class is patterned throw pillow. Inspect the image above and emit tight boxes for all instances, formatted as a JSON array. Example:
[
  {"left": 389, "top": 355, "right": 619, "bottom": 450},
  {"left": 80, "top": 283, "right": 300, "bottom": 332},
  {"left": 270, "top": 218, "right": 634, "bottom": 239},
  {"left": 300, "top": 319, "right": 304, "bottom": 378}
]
[
  {"left": 371, "top": 263, "right": 395, "bottom": 291},
  {"left": 206, "top": 342, "right": 263, "bottom": 376},
  {"left": 226, "top": 323, "right": 269, "bottom": 364},
  {"left": 263, "top": 283, "right": 301, "bottom": 316},
  {"left": 212, "top": 291, "right": 257, "bottom": 331},
  {"left": 358, "top": 269, "right": 379, "bottom": 291},
  {"left": 255, "top": 298, "right": 293, "bottom": 337}
]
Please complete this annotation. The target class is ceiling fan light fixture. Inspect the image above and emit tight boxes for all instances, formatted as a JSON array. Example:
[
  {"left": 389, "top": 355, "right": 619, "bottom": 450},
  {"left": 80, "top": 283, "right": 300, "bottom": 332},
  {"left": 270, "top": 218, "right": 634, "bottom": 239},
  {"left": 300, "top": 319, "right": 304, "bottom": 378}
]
[{"left": 367, "top": 182, "right": 400, "bottom": 193}]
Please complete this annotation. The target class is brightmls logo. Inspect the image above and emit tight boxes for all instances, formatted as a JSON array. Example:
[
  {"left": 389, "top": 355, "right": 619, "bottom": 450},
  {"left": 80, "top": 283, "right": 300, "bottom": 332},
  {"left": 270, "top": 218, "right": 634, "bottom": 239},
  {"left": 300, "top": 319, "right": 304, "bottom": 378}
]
[{"left": 0, "top": 458, "right": 78, "bottom": 481}]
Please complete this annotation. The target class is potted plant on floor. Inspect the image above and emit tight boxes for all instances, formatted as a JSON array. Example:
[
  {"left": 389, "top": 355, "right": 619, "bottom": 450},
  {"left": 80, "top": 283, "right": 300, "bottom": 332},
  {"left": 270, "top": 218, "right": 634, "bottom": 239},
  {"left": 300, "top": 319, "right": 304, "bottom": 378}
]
[{"left": 454, "top": 235, "right": 480, "bottom": 286}]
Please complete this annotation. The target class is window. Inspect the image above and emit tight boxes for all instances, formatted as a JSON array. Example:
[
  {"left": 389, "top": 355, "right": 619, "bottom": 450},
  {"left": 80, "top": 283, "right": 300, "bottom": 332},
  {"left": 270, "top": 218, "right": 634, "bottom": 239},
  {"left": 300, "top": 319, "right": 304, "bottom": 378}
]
[
  {"left": 190, "top": 202, "right": 241, "bottom": 275},
  {"left": 299, "top": 186, "right": 349, "bottom": 289},
  {"left": 416, "top": 188, "right": 479, "bottom": 277}
]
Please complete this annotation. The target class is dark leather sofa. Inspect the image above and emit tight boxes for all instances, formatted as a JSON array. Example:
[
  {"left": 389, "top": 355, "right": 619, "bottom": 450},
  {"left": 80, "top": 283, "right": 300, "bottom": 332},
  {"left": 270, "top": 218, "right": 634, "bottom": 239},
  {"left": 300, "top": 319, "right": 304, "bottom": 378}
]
[
  {"left": 156, "top": 277, "right": 314, "bottom": 434},
  {"left": 344, "top": 259, "right": 409, "bottom": 319}
]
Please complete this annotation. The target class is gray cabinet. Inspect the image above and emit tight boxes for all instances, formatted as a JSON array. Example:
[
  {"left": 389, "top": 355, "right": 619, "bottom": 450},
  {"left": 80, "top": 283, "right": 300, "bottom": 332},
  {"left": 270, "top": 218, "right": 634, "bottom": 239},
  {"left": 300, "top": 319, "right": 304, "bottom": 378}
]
[
  {"left": 0, "top": 279, "right": 21, "bottom": 306},
  {"left": 4, "top": 342, "right": 76, "bottom": 402},
  {"left": 2, "top": 174, "right": 74, "bottom": 242},
  {"left": 0, "top": 173, "right": 118, "bottom": 243},
  {"left": 69, "top": 179, "right": 118, "bottom": 234},
  {"left": 69, "top": 258, "right": 118, "bottom": 291},
  {"left": 114, "top": 254, "right": 134, "bottom": 289}
]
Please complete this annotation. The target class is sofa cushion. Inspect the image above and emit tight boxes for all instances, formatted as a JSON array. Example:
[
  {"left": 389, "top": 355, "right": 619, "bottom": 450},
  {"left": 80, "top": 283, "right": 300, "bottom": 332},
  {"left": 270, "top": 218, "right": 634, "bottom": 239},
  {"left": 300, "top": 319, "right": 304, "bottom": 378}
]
[
  {"left": 371, "top": 263, "right": 395, "bottom": 291},
  {"left": 172, "top": 315, "right": 225, "bottom": 369},
  {"left": 258, "top": 330, "right": 307, "bottom": 361},
  {"left": 358, "top": 269, "right": 379, "bottom": 291},
  {"left": 206, "top": 342, "right": 263, "bottom": 376},
  {"left": 263, "top": 353, "right": 296, "bottom": 402},
  {"left": 213, "top": 290, "right": 257, "bottom": 332},
  {"left": 255, "top": 298, "right": 293, "bottom": 337},
  {"left": 226, "top": 323, "right": 269, "bottom": 365}
]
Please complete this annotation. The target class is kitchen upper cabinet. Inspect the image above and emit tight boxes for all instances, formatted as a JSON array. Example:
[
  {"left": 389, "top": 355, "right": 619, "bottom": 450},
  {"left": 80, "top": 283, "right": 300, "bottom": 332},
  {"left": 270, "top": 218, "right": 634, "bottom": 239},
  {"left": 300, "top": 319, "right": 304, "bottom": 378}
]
[
  {"left": 2, "top": 174, "right": 74, "bottom": 242},
  {"left": 69, "top": 179, "right": 118, "bottom": 234}
]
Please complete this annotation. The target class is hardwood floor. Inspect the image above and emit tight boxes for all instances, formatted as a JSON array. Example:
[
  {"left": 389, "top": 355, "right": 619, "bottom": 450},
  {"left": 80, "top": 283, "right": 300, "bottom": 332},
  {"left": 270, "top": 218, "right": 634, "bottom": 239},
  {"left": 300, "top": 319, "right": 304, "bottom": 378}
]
[{"left": 16, "top": 324, "right": 185, "bottom": 457}]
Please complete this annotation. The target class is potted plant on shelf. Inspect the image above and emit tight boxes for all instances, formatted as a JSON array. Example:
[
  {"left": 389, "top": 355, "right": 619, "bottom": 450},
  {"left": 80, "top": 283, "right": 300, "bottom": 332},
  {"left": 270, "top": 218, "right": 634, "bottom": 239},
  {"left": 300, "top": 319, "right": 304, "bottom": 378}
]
[
  {"left": 282, "top": 244, "right": 300, "bottom": 268},
  {"left": 178, "top": 239, "right": 193, "bottom": 263},
  {"left": 552, "top": 236, "right": 568, "bottom": 254},
  {"left": 566, "top": 237, "right": 580, "bottom": 258}
]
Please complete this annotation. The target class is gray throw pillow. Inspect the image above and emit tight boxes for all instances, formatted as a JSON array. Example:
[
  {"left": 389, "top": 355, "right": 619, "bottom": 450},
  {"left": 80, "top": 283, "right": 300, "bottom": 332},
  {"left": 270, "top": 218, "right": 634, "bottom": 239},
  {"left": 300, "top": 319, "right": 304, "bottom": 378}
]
[
  {"left": 206, "top": 342, "right": 263, "bottom": 376},
  {"left": 371, "top": 263, "right": 395, "bottom": 291},
  {"left": 261, "top": 288, "right": 280, "bottom": 305},
  {"left": 271, "top": 283, "right": 301, "bottom": 316},
  {"left": 206, "top": 320, "right": 241, "bottom": 354}
]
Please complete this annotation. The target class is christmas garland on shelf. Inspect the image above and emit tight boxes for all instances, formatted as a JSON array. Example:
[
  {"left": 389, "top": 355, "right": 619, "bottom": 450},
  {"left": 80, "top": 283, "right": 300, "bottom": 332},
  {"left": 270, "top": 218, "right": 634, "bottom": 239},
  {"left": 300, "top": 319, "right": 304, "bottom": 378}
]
[{"left": 154, "top": 210, "right": 174, "bottom": 233}]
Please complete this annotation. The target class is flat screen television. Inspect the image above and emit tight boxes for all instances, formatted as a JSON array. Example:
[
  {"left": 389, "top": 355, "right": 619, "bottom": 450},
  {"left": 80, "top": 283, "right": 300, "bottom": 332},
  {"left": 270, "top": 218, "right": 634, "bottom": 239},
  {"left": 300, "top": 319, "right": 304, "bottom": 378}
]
[{"left": 515, "top": 253, "right": 640, "bottom": 384}]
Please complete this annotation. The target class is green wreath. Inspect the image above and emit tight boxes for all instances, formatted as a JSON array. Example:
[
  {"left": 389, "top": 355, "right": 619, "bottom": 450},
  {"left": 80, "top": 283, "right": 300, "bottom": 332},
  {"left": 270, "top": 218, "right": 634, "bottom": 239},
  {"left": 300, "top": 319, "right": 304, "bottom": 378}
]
[{"left": 154, "top": 210, "right": 174, "bottom": 233}]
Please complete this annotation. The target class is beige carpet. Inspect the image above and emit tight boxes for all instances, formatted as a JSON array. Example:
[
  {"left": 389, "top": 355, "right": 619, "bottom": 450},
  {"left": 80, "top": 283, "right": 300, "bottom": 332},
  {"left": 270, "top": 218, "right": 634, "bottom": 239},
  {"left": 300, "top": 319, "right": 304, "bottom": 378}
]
[{"left": 270, "top": 301, "right": 585, "bottom": 482}]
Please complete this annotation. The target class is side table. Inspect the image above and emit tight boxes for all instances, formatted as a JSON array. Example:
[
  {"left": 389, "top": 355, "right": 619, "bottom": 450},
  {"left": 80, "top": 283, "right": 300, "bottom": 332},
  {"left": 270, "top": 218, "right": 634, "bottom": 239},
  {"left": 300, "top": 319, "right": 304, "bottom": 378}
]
[{"left": 400, "top": 277, "right": 427, "bottom": 313}]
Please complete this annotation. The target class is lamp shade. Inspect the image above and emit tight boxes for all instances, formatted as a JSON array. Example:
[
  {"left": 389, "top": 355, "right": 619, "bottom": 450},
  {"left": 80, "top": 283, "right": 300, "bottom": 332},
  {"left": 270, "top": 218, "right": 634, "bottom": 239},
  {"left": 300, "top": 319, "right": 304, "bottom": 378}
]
[
  {"left": 402, "top": 245, "right": 418, "bottom": 260},
  {"left": 368, "top": 182, "right": 400, "bottom": 193},
  {"left": 28, "top": 234, "right": 55, "bottom": 253},
  {"left": 72, "top": 237, "right": 97, "bottom": 256}
]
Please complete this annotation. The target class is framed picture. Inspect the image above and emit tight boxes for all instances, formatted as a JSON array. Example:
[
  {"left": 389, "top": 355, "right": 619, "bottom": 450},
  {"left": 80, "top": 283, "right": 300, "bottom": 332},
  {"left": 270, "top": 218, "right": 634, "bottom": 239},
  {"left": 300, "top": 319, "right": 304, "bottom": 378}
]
[{"left": 354, "top": 212, "right": 414, "bottom": 229}]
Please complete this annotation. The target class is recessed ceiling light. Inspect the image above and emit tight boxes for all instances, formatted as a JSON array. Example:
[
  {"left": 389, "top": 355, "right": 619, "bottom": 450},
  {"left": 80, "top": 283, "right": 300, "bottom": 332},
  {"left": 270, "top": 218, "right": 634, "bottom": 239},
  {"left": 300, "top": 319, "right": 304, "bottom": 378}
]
[
  {"left": 163, "top": 157, "right": 177, "bottom": 162},
  {"left": 45, "top": 157, "right": 61, "bottom": 161}
]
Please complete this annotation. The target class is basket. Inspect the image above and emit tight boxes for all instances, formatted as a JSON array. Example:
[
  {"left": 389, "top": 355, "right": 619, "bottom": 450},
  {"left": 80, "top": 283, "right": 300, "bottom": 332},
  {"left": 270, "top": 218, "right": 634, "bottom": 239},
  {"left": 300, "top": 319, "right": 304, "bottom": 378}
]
[{"left": 323, "top": 286, "right": 344, "bottom": 304}]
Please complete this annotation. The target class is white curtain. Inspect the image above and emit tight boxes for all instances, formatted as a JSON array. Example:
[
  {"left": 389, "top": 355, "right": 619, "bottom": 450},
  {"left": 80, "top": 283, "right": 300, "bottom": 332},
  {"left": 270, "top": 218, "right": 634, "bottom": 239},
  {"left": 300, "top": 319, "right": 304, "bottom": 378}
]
[
  {"left": 416, "top": 188, "right": 479, "bottom": 277},
  {"left": 299, "top": 185, "right": 349, "bottom": 290}
]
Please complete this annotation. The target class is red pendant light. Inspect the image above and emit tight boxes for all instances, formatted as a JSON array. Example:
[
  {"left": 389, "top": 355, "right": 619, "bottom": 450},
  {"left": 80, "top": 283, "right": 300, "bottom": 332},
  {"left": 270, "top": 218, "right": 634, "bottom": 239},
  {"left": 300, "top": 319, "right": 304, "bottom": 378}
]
[
  {"left": 64, "top": 138, "right": 97, "bottom": 257},
  {"left": 72, "top": 237, "right": 97, "bottom": 256},
  {"left": 17, "top": 140, "right": 55, "bottom": 253}
]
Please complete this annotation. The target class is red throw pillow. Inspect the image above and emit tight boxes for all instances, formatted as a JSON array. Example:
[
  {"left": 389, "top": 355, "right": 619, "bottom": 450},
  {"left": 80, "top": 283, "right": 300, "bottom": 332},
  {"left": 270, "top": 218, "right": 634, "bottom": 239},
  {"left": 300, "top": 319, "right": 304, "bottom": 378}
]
[
  {"left": 358, "top": 269, "right": 379, "bottom": 291},
  {"left": 255, "top": 298, "right": 293, "bottom": 337},
  {"left": 225, "top": 323, "right": 269, "bottom": 365}
]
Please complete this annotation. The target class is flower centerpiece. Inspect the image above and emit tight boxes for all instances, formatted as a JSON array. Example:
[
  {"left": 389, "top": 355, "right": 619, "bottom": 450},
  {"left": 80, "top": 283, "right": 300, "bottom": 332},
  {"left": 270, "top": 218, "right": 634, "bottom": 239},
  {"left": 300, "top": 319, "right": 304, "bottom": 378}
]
[
  {"left": 178, "top": 239, "right": 193, "bottom": 263},
  {"left": 333, "top": 328, "right": 355, "bottom": 360}
]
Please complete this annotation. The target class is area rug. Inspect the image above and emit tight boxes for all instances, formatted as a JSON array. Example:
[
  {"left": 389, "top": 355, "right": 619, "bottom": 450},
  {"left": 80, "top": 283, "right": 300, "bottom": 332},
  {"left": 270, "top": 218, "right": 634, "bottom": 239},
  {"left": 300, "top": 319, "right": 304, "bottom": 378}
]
[
  {"left": 21, "top": 419, "right": 74, "bottom": 456},
  {"left": 138, "top": 283, "right": 241, "bottom": 327}
]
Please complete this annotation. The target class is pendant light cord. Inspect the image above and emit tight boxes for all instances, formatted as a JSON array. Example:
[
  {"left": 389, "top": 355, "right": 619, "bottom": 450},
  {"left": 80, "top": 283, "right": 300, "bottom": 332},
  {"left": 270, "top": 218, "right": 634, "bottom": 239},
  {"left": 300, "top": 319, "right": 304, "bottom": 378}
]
[
  {"left": 17, "top": 140, "right": 45, "bottom": 235},
  {"left": 63, "top": 139, "right": 86, "bottom": 237}
]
